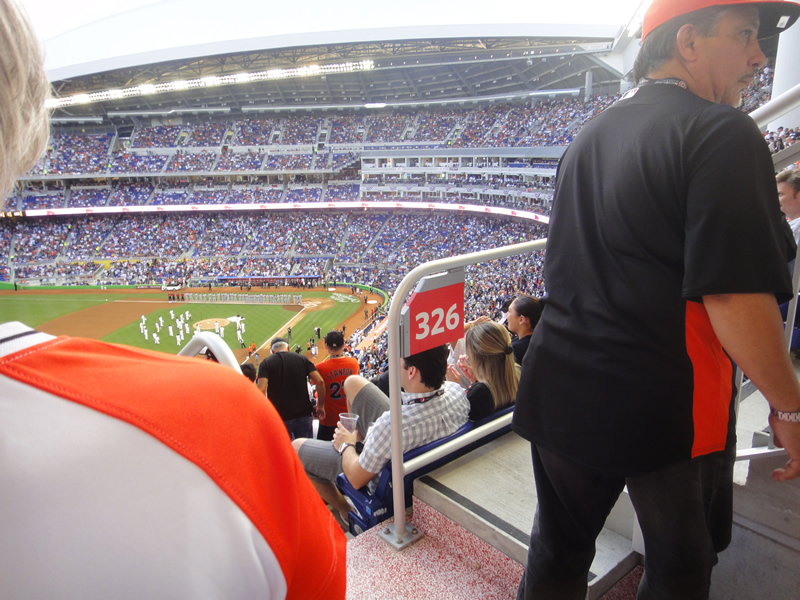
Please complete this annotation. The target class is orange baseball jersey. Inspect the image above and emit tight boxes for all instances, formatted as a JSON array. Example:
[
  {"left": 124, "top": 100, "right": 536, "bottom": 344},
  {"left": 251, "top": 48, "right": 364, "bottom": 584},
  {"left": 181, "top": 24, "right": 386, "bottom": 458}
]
[
  {"left": 0, "top": 323, "right": 346, "bottom": 599},
  {"left": 315, "top": 355, "right": 359, "bottom": 428}
]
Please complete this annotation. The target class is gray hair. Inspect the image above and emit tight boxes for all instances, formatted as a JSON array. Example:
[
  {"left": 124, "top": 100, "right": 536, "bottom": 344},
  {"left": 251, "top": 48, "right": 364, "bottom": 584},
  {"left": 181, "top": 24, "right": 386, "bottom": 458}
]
[
  {"left": 0, "top": 0, "right": 50, "bottom": 198},
  {"left": 633, "top": 6, "right": 730, "bottom": 82}
]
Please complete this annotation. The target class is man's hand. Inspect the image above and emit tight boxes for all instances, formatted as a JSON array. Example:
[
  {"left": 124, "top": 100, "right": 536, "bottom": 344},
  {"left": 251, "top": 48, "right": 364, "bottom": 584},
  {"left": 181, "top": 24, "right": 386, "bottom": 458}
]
[
  {"left": 332, "top": 422, "right": 358, "bottom": 452},
  {"left": 770, "top": 418, "right": 800, "bottom": 481},
  {"left": 315, "top": 403, "right": 326, "bottom": 422}
]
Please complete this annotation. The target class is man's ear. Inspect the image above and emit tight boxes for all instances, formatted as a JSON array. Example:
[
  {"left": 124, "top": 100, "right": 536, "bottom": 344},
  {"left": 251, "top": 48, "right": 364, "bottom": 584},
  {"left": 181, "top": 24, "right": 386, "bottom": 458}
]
[{"left": 675, "top": 23, "right": 700, "bottom": 62}]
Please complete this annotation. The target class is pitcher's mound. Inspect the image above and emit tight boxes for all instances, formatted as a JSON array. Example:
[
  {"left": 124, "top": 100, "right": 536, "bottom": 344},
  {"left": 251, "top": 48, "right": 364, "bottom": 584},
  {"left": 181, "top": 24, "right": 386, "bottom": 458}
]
[{"left": 194, "top": 318, "right": 232, "bottom": 330}]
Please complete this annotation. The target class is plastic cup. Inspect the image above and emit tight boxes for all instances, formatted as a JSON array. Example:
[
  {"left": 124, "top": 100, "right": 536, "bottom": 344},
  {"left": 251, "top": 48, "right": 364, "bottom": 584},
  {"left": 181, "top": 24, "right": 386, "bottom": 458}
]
[{"left": 339, "top": 412, "right": 359, "bottom": 433}]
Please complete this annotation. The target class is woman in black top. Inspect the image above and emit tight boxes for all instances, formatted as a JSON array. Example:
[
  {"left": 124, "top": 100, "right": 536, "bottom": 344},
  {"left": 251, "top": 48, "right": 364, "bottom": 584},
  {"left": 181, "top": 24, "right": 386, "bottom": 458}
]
[
  {"left": 507, "top": 294, "right": 541, "bottom": 365},
  {"left": 447, "top": 321, "right": 520, "bottom": 421}
]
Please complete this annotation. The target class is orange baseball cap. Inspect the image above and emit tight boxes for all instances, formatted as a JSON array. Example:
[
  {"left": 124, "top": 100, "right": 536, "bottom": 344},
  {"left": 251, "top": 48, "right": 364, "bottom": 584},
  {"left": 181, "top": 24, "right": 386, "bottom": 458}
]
[{"left": 641, "top": 0, "right": 800, "bottom": 41}]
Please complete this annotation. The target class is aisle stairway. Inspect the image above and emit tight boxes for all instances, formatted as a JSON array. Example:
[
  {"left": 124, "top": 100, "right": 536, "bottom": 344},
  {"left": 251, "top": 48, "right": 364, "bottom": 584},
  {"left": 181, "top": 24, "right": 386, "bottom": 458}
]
[{"left": 346, "top": 432, "right": 640, "bottom": 600}]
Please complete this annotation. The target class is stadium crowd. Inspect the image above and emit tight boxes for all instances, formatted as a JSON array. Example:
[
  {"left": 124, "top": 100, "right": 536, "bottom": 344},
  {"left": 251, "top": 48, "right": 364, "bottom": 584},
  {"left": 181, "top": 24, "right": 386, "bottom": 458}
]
[
  {"left": 5, "top": 73, "right": 794, "bottom": 300},
  {"left": 3, "top": 212, "right": 546, "bottom": 288},
  {"left": 20, "top": 69, "right": 788, "bottom": 183}
]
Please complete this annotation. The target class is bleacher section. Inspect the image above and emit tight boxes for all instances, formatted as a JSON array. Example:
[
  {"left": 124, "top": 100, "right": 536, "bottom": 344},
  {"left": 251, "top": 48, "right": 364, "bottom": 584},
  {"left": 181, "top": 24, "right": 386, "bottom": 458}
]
[
  {"left": 1, "top": 213, "right": 547, "bottom": 298},
  {"left": 5, "top": 75, "right": 793, "bottom": 289}
]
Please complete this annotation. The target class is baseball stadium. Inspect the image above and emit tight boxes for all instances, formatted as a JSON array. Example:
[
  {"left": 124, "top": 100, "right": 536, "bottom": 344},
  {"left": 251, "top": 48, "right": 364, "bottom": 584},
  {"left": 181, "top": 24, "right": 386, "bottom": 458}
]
[{"left": 2, "top": 0, "right": 800, "bottom": 598}]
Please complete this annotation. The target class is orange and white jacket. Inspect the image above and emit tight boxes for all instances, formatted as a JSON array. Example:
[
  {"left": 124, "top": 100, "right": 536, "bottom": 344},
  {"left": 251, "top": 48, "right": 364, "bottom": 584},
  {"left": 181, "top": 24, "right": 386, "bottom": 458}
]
[{"left": 0, "top": 322, "right": 346, "bottom": 599}]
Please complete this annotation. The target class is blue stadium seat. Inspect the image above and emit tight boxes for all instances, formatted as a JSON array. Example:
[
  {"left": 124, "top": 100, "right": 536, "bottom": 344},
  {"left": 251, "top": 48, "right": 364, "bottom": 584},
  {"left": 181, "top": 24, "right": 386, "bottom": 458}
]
[{"left": 336, "top": 405, "right": 514, "bottom": 535}]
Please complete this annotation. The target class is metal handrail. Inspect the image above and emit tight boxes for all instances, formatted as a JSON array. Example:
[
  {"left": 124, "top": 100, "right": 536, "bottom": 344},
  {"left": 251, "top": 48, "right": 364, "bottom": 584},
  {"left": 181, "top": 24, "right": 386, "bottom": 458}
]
[
  {"left": 749, "top": 82, "right": 800, "bottom": 130},
  {"left": 177, "top": 331, "right": 241, "bottom": 372},
  {"left": 403, "top": 412, "right": 513, "bottom": 475},
  {"left": 383, "top": 238, "right": 546, "bottom": 547}
]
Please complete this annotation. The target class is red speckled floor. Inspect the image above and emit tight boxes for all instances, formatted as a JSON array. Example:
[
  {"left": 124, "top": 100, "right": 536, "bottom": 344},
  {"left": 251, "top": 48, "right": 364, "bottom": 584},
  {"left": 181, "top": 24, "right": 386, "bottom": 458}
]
[
  {"left": 346, "top": 498, "right": 641, "bottom": 599},
  {"left": 346, "top": 498, "right": 524, "bottom": 599}
]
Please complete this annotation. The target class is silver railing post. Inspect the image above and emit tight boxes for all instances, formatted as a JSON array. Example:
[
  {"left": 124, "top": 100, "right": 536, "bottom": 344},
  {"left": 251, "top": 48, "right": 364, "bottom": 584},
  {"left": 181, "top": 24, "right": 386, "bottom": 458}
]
[
  {"left": 749, "top": 82, "right": 800, "bottom": 130},
  {"left": 377, "top": 238, "right": 547, "bottom": 550}
]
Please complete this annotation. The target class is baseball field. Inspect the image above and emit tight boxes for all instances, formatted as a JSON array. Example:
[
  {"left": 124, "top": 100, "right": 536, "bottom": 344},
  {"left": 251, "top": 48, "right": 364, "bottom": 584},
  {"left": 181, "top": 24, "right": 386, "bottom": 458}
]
[{"left": 0, "top": 284, "right": 384, "bottom": 365}]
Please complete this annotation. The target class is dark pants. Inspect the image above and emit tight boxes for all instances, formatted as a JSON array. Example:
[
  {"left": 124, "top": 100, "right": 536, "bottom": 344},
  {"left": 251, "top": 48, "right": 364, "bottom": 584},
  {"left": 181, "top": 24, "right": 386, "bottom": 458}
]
[
  {"left": 517, "top": 443, "right": 734, "bottom": 600},
  {"left": 316, "top": 424, "right": 336, "bottom": 441},
  {"left": 283, "top": 415, "right": 313, "bottom": 441}
]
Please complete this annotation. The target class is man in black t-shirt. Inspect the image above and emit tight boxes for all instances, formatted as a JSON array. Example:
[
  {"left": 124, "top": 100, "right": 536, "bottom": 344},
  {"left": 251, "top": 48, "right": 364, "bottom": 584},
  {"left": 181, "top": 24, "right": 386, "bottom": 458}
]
[
  {"left": 257, "top": 338, "right": 326, "bottom": 440},
  {"left": 513, "top": 2, "right": 800, "bottom": 599}
]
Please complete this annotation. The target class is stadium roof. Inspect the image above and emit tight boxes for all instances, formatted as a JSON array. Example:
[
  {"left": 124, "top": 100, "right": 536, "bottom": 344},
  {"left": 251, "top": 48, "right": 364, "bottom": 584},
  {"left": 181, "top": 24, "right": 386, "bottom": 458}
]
[{"left": 25, "top": 0, "right": 649, "bottom": 120}]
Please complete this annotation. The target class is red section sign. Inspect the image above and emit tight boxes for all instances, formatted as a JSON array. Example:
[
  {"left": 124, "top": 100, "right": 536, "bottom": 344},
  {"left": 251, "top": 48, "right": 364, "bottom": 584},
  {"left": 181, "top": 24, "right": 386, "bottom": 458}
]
[{"left": 402, "top": 274, "right": 464, "bottom": 356}]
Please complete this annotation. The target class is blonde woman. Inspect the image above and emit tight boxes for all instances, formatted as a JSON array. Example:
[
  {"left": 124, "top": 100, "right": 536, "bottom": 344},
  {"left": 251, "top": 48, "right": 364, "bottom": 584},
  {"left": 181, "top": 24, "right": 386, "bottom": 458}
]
[
  {"left": 447, "top": 320, "right": 520, "bottom": 421},
  {"left": 0, "top": 0, "right": 50, "bottom": 198}
]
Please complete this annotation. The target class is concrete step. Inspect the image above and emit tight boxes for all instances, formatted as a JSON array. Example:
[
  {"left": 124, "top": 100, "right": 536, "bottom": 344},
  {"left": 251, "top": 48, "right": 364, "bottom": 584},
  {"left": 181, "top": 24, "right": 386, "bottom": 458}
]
[{"left": 413, "top": 432, "right": 640, "bottom": 600}]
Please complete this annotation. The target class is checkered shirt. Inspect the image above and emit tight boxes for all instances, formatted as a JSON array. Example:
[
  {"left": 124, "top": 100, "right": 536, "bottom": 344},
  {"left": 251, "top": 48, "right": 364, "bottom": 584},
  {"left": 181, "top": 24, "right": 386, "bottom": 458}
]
[{"left": 358, "top": 381, "right": 469, "bottom": 474}]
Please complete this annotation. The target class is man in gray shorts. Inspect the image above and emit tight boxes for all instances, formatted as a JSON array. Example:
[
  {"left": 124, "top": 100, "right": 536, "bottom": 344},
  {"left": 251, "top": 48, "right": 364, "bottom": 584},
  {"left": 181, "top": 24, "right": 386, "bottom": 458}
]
[{"left": 292, "top": 344, "right": 469, "bottom": 521}]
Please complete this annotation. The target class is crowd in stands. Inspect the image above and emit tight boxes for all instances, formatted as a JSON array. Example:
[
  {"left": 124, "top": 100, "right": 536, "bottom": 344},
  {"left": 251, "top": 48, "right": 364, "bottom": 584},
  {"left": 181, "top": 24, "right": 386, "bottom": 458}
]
[
  {"left": 765, "top": 126, "right": 799, "bottom": 155},
  {"left": 98, "top": 214, "right": 205, "bottom": 259},
  {"left": 108, "top": 182, "right": 154, "bottom": 206},
  {"left": 324, "top": 184, "right": 359, "bottom": 202},
  {"left": 451, "top": 105, "right": 507, "bottom": 148},
  {"left": 328, "top": 116, "right": 363, "bottom": 144},
  {"left": 215, "top": 148, "right": 265, "bottom": 171},
  {"left": 21, "top": 192, "right": 64, "bottom": 211},
  {"left": 233, "top": 118, "right": 277, "bottom": 146},
  {"left": 3, "top": 212, "right": 546, "bottom": 286},
  {"left": 53, "top": 133, "right": 113, "bottom": 175},
  {"left": 191, "top": 214, "right": 252, "bottom": 256},
  {"left": 288, "top": 213, "right": 348, "bottom": 255},
  {"left": 69, "top": 188, "right": 111, "bottom": 208},
  {"left": 62, "top": 216, "right": 117, "bottom": 261},
  {"left": 479, "top": 105, "right": 539, "bottom": 148},
  {"left": 187, "top": 121, "right": 230, "bottom": 147},
  {"left": 48, "top": 180, "right": 541, "bottom": 214},
  {"left": 279, "top": 116, "right": 322, "bottom": 145},
  {"left": 741, "top": 65, "right": 774, "bottom": 114},
  {"left": 188, "top": 189, "right": 229, "bottom": 205},
  {"left": 109, "top": 152, "right": 169, "bottom": 173},
  {"left": 6, "top": 73, "right": 793, "bottom": 294},
  {"left": 243, "top": 256, "right": 294, "bottom": 277},
  {"left": 285, "top": 187, "right": 322, "bottom": 203},
  {"left": 21, "top": 68, "right": 788, "bottom": 184},
  {"left": 166, "top": 150, "right": 217, "bottom": 172},
  {"left": 331, "top": 152, "right": 359, "bottom": 170},
  {"left": 355, "top": 328, "right": 388, "bottom": 380},
  {"left": 328, "top": 263, "right": 403, "bottom": 295},
  {"left": 337, "top": 215, "right": 387, "bottom": 262},
  {"left": 228, "top": 187, "right": 285, "bottom": 204},
  {"left": 132, "top": 125, "right": 184, "bottom": 148},
  {"left": 293, "top": 258, "right": 327, "bottom": 276},
  {"left": 365, "top": 113, "right": 413, "bottom": 143},
  {"left": 411, "top": 109, "right": 463, "bottom": 142},
  {"left": 10, "top": 219, "right": 70, "bottom": 263},
  {"left": 150, "top": 189, "right": 189, "bottom": 206},
  {"left": 266, "top": 154, "right": 313, "bottom": 170}
]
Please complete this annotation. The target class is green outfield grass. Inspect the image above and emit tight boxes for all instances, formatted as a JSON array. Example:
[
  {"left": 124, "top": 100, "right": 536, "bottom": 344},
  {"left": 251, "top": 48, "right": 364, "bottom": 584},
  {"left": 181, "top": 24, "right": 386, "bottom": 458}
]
[
  {"left": 0, "top": 291, "right": 165, "bottom": 327},
  {"left": 1, "top": 289, "right": 365, "bottom": 357}
]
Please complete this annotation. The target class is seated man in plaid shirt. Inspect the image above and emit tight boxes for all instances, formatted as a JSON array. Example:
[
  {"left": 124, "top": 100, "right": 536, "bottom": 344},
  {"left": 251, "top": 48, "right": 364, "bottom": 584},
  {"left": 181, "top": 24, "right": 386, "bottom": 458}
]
[{"left": 293, "top": 344, "right": 469, "bottom": 522}]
